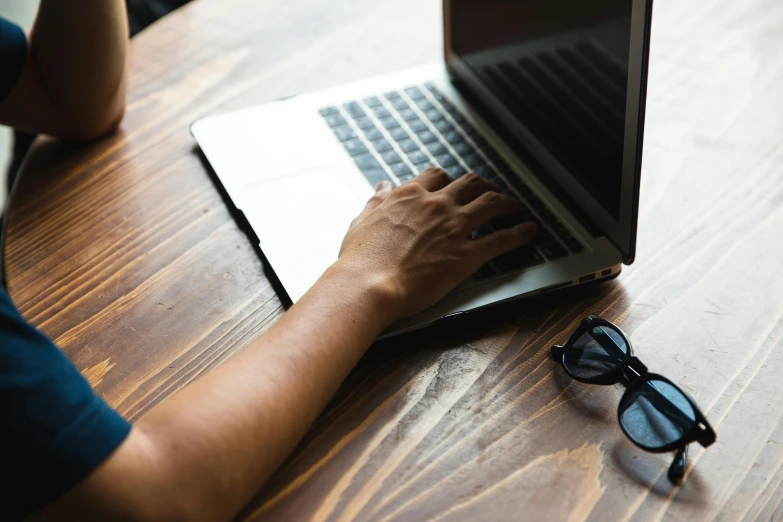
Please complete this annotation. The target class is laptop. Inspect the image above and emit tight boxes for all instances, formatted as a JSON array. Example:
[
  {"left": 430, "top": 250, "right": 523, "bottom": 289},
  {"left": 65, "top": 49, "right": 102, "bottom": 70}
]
[{"left": 192, "top": 0, "right": 653, "bottom": 337}]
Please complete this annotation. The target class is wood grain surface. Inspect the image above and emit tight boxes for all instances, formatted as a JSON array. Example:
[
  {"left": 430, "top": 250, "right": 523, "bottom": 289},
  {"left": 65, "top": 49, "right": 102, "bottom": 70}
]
[{"left": 7, "top": 0, "right": 783, "bottom": 520}]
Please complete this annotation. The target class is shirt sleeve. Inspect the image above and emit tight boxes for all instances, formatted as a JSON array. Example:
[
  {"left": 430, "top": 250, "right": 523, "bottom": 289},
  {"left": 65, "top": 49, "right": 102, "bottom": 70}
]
[
  {"left": 0, "top": 288, "right": 131, "bottom": 520},
  {"left": 0, "top": 17, "right": 27, "bottom": 103}
]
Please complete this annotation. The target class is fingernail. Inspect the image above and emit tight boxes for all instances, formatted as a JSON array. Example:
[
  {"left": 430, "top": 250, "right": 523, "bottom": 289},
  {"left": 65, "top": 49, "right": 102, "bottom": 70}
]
[{"left": 376, "top": 180, "right": 392, "bottom": 191}]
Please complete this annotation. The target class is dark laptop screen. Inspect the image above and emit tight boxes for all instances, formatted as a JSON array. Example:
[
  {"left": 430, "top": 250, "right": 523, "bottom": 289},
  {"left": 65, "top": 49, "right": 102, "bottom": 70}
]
[{"left": 448, "top": 0, "right": 633, "bottom": 220}]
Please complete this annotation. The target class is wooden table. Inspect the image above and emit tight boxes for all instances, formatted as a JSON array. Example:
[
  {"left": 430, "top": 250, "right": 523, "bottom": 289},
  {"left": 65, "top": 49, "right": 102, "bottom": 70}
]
[{"left": 7, "top": 0, "right": 783, "bottom": 519}]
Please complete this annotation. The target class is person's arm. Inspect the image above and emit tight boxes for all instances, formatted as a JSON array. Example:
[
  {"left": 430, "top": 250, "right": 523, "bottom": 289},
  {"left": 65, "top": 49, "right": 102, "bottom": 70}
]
[
  {"left": 32, "top": 170, "right": 537, "bottom": 522},
  {"left": 0, "top": 1, "right": 128, "bottom": 140}
]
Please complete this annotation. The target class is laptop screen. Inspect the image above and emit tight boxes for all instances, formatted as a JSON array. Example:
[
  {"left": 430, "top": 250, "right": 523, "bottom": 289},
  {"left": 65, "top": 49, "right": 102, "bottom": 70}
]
[{"left": 445, "top": 0, "right": 651, "bottom": 262}]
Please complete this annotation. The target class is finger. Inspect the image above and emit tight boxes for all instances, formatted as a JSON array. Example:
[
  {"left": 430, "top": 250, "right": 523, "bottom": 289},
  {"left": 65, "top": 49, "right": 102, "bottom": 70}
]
[
  {"left": 472, "top": 222, "right": 539, "bottom": 260},
  {"left": 414, "top": 167, "right": 453, "bottom": 192},
  {"left": 442, "top": 172, "right": 497, "bottom": 205},
  {"left": 461, "top": 190, "right": 523, "bottom": 229},
  {"left": 363, "top": 180, "right": 394, "bottom": 212}
]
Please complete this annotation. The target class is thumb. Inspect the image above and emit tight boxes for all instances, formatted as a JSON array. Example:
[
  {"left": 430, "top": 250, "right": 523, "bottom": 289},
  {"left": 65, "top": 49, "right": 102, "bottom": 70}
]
[{"left": 363, "top": 180, "right": 394, "bottom": 212}]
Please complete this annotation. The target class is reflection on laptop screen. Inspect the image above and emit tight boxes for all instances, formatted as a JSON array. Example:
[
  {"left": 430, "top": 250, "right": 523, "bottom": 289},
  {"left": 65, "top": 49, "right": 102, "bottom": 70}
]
[{"left": 450, "top": 0, "right": 632, "bottom": 220}]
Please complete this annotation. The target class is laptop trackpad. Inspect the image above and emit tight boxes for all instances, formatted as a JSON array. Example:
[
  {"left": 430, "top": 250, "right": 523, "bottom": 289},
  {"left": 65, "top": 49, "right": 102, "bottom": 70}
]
[{"left": 235, "top": 166, "right": 367, "bottom": 302}]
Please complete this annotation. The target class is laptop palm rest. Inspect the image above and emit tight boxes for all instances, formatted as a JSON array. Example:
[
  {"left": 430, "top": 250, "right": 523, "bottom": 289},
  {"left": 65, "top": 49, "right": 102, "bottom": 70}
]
[{"left": 234, "top": 166, "right": 366, "bottom": 303}]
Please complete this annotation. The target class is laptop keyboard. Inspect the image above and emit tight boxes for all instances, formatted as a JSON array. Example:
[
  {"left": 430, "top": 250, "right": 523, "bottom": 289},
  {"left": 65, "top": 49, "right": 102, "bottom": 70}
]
[{"left": 318, "top": 83, "right": 585, "bottom": 283}]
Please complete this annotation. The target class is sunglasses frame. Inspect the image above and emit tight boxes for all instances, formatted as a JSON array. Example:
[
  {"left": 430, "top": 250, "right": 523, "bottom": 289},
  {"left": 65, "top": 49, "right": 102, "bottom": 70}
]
[{"left": 551, "top": 315, "right": 716, "bottom": 481}]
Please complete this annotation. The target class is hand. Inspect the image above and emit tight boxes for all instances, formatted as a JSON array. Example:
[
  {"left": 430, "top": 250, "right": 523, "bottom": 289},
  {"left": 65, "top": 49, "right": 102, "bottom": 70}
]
[{"left": 337, "top": 168, "right": 538, "bottom": 323}]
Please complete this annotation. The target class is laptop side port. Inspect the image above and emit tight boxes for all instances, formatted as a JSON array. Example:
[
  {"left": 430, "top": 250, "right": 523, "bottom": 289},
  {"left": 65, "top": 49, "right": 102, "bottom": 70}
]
[{"left": 579, "top": 273, "right": 596, "bottom": 284}]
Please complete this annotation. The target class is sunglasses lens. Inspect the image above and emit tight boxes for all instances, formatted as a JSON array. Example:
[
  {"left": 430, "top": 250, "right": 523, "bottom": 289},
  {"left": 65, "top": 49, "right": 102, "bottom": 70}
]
[
  {"left": 564, "top": 325, "right": 628, "bottom": 379},
  {"left": 619, "top": 378, "right": 696, "bottom": 449}
]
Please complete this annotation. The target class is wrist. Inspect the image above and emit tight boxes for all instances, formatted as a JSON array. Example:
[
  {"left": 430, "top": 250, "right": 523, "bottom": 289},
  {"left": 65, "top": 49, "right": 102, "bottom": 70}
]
[{"left": 320, "top": 260, "right": 404, "bottom": 328}]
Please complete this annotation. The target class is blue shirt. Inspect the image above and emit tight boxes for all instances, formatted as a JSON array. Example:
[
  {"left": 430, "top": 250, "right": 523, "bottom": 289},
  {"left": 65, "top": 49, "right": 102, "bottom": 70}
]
[{"left": 1, "top": 18, "right": 131, "bottom": 520}]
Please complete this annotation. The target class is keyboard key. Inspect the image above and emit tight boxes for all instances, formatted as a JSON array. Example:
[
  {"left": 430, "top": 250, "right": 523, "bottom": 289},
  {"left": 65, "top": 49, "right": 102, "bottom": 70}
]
[
  {"left": 453, "top": 142, "right": 475, "bottom": 156},
  {"left": 495, "top": 247, "right": 544, "bottom": 272},
  {"left": 404, "top": 86, "right": 426, "bottom": 99},
  {"left": 471, "top": 135, "right": 488, "bottom": 149},
  {"left": 483, "top": 147, "right": 500, "bottom": 161},
  {"left": 424, "top": 109, "right": 445, "bottom": 122},
  {"left": 434, "top": 120, "right": 454, "bottom": 134},
  {"left": 451, "top": 111, "right": 467, "bottom": 124},
  {"left": 474, "top": 165, "right": 496, "bottom": 178},
  {"left": 372, "top": 139, "right": 393, "bottom": 153},
  {"left": 491, "top": 211, "right": 532, "bottom": 230},
  {"left": 390, "top": 97, "right": 409, "bottom": 110},
  {"left": 354, "top": 153, "right": 391, "bottom": 182},
  {"left": 486, "top": 173, "right": 503, "bottom": 185},
  {"left": 399, "top": 109, "right": 418, "bottom": 121},
  {"left": 438, "top": 99, "right": 455, "bottom": 112},
  {"left": 494, "top": 158, "right": 511, "bottom": 173},
  {"left": 532, "top": 227, "right": 555, "bottom": 246},
  {"left": 384, "top": 91, "right": 401, "bottom": 100},
  {"left": 540, "top": 210, "right": 558, "bottom": 224},
  {"left": 525, "top": 196, "right": 546, "bottom": 212},
  {"left": 389, "top": 127, "right": 410, "bottom": 141},
  {"left": 380, "top": 116, "right": 400, "bottom": 129},
  {"left": 565, "top": 237, "right": 584, "bottom": 253},
  {"left": 512, "top": 178, "right": 533, "bottom": 197},
  {"left": 373, "top": 107, "right": 391, "bottom": 119},
  {"left": 354, "top": 153, "right": 382, "bottom": 171},
  {"left": 333, "top": 125, "right": 357, "bottom": 142},
  {"left": 450, "top": 165, "right": 468, "bottom": 177},
  {"left": 416, "top": 98, "right": 435, "bottom": 111},
  {"left": 430, "top": 88, "right": 446, "bottom": 102},
  {"left": 435, "top": 153, "right": 458, "bottom": 168},
  {"left": 408, "top": 150, "right": 429, "bottom": 164},
  {"left": 364, "top": 127, "right": 383, "bottom": 141},
  {"left": 463, "top": 153, "right": 483, "bottom": 168},
  {"left": 528, "top": 197, "right": 546, "bottom": 211},
  {"left": 500, "top": 187, "right": 517, "bottom": 198},
  {"left": 343, "top": 102, "right": 365, "bottom": 118},
  {"left": 443, "top": 131, "right": 464, "bottom": 145},
  {"left": 390, "top": 162, "right": 413, "bottom": 177},
  {"left": 398, "top": 172, "right": 416, "bottom": 183},
  {"left": 354, "top": 116, "right": 375, "bottom": 130},
  {"left": 380, "top": 150, "right": 401, "bottom": 165},
  {"left": 319, "top": 106, "right": 339, "bottom": 116},
  {"left": 397, "top": 139, "right": 419, "bottom": 153},
  {"left": 426, "top": 142, "right": 447, "bottom": 156},
  {"left": 408, "top": 119, "right": 428, "bottom": 133},
  {"left": 325, "top": 114, "right": 347, "bottom": 127},
  {"left": 415, "top": 161, "right": 435, "bottom": 171},
  {"left": 343, "top": 139, "right": 368, "bottom": 156},
  {"left": 363, "top": 96, "right": 383, "bottom": 107},
  {"left": 461, "top": 122, "right": 478, "bottom": 135},
  {"left": 540, "top": 242, "right": 568, "bottom": 261},
  {"left": 424, "top": 82, "right": 437, "bottom": 92},
  {"left": 553, "top": 223, "right": 571, "bottom": 238},
  {"left": 417, "top": 130, "right": 438, "bottom": 144}
]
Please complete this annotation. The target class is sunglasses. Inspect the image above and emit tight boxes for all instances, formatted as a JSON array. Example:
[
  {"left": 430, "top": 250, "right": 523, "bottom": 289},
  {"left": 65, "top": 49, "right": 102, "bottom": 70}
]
[{"left": 551, "top": 315, "right": 716, "bottom": 483}]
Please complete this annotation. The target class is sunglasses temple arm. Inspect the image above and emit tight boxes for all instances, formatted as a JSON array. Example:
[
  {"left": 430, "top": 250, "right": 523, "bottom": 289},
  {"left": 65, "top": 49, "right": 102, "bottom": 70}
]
[
  {"left": 668, "top": 445, "right": 688, "bottom": 483},
  {"left": 551, "top": 345, "right": 565, "bottom": 361}
]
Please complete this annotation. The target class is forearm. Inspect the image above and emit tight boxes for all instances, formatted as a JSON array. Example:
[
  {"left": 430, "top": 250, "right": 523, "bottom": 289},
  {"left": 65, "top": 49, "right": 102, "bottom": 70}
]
[
  {"left": 30, "top": 0, "right": 128, "bottom": 137},
  {"left": 102, "top": 263, "right": 397, "bottom": 521},
  {"left": 35, "top": 170, "right": 531, "bottom": 521}
]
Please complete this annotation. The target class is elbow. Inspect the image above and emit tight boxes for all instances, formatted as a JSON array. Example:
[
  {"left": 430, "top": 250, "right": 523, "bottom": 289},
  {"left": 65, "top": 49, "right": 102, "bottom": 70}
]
[{"left": 64, "top": 100, "right": 126, "bottom": 141}]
